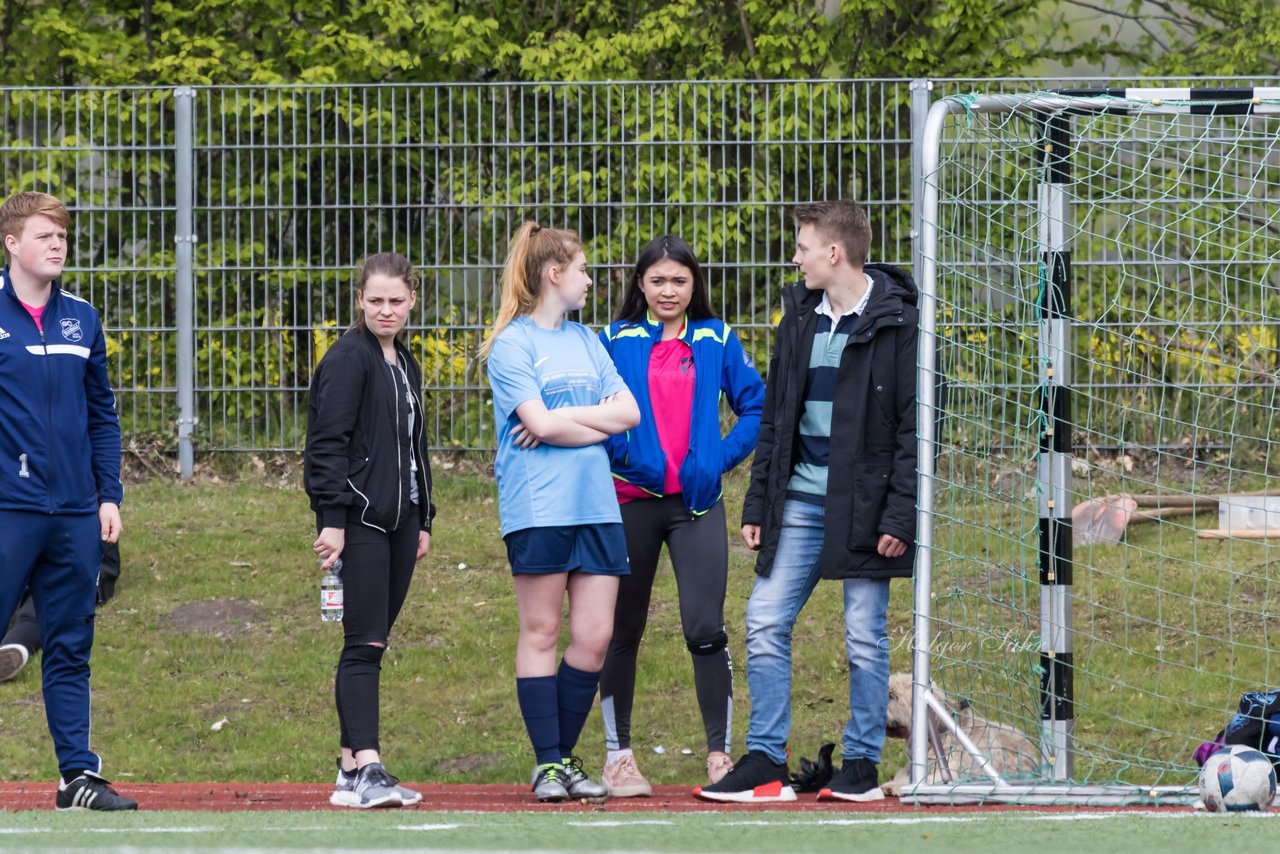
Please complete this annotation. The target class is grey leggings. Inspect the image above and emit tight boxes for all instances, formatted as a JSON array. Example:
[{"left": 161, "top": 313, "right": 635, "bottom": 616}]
[{"left": 599, "top": 495, "right": 733, "bottom": 754}]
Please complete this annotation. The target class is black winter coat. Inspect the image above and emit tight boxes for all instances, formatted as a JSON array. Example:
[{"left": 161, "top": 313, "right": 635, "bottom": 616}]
[
  {"left": 741, "top": 263, "right": 918, "bottom": 580},
  {"left": 304, "top": 327, "right": 435, "bottom": 535}
]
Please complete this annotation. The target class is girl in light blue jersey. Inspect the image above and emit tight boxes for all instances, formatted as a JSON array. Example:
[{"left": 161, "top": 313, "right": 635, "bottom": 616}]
[{"left": 482, "top": 222, "right": 640, "bottom": 802}]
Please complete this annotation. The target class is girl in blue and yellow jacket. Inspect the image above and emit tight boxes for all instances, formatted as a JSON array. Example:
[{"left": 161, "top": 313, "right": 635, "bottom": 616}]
[{"left": 595, "top": 235, "right": 764, "bottom": 796}]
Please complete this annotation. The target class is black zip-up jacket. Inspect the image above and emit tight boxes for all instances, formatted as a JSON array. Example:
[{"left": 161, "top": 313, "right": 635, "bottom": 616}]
[
  {"left": 304, "top": 326, "right": 435, "bottom": 534},
  {"left": 741, "top": 263, "right": 918, "bottom": 580}
]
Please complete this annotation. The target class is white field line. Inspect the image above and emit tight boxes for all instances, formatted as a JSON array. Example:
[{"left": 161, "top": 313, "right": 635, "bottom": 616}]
[
  {"left": 393, "top": 823, "right": 463, "bottom": 830},
  {"left": 0, "top": 828, "right": 209, "bottom": 834},
  {"left": 0, "top": 824, "right": 460, "bottom": 835},
  {"left": 719, "top": 810, "right": 1274, "bottom": 826},
  {"left": 565, "top": 819, "right": 677, "bottom": 826},
  {"left": 0, "top": 808, "right": 1268, "bottom": 841}
]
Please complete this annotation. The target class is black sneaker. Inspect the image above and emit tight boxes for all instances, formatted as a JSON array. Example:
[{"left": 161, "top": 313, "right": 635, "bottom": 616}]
[
  {"left": 55, "top": 773, "right": 138, "bottom": 811},
  {"left": 818, "top": 757, "right": 885, "bottom": 802},
  {"left": 693, "top": 750, "right": 795, "bottom": 803}
]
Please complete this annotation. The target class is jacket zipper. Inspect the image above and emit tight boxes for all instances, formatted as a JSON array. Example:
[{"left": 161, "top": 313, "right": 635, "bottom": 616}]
[
  {"left": 386, "top": 355, "right": 404, "bottom": 532},
  {"left": 37, "top": 296, "right": 55, "bottom": 513}
]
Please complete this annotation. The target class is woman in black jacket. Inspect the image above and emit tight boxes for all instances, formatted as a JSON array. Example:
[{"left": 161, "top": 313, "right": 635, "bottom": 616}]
[{"left": 304, "top": 252, "right": 435, "bottom": 809}]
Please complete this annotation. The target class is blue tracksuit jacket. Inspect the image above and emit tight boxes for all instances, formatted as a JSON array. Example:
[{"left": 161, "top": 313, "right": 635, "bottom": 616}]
[
  {"left": 0, "top": 267, "right": 123, "bottom": 514},
  {"left": 599, "top": 314, "right": 764, "bottom": 516}
]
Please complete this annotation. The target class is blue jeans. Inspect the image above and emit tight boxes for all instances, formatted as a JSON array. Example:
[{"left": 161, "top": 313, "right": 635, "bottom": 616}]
[{"left": 744, "top": 499, "right": 891, "bottom": 765}]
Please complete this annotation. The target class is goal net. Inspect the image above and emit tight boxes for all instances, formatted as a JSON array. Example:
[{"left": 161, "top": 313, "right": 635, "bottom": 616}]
[{"left": 913, "top": 88, "right": 1280, "bottom": 804}]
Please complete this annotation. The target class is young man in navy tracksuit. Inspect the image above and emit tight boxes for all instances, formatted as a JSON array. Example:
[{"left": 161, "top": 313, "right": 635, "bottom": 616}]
[{"left": 0, "top": 191, "right": 136, "bottom": 811}]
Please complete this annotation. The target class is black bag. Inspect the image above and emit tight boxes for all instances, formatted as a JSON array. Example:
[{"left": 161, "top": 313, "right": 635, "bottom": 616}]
[
  {"left": 97, "top": 541, "right": 121, "bottom": 605},
  {"left": 1208, "top": 689, "right": 1280, "bottom": 770},
  {"left": 788, "top": 743, "right": 835, "bottom": 792}
]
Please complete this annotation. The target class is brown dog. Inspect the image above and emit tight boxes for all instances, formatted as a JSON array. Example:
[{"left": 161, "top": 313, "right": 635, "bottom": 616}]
[{"left": 882, "top": 672, "right": 1041, "bottom": 795}]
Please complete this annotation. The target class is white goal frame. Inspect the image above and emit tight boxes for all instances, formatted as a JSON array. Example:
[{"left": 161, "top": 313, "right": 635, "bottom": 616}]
[{"left": 908, "top": 87, "right": 1280, "bottom": 806}]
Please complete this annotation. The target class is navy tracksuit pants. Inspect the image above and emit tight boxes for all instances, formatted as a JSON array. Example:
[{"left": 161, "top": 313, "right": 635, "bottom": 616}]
[{"left": 0, "top": 510, "right": 102, "bottom": 777}]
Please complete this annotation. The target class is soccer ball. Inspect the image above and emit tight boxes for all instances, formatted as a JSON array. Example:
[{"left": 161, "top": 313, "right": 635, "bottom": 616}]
[{"left": 1199, "top": 745, "right": 1277, "bottom": 813}]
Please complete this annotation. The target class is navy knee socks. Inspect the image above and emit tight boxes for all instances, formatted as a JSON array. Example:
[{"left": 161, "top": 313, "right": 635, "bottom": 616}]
[{"left": 516, "top": 659, "right": 602, "bottom": 766}]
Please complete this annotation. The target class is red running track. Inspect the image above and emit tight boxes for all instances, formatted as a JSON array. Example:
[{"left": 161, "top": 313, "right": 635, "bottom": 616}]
[{"left": 0, "top": 783, "right": 1194, "bottom": 813}]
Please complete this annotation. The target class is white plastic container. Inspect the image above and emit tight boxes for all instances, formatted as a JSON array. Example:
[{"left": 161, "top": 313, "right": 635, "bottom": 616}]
[{"left": 1217, "top": 496, "right": 1280, "bottom": 532}]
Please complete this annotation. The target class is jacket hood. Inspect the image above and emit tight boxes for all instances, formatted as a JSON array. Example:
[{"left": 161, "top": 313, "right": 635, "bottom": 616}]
[
  {"left": 866, "top": 262, "right": 919, "bottom": 306},
  {"left": 781, "top": 262, "right": 918, "bottom": 314}
]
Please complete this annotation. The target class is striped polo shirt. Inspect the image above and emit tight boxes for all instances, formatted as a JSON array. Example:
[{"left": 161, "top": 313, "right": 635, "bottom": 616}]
[{"left": 786, "top": 275, "right": 874, "bottom": 504}]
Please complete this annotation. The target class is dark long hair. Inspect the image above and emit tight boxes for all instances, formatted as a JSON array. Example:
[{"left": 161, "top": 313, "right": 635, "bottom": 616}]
[{"left": 614, "top": 234, "right": 716, "bottom": 324}]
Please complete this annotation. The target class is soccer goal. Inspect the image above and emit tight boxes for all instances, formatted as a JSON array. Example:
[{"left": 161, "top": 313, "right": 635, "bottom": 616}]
[{"left": 910, "top": 88, "right": 1280, "bottom": 805}]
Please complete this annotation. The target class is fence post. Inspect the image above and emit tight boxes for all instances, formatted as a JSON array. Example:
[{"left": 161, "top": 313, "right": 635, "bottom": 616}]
[{"left": 174, "top": 87, "right": 197, "bottom": 478}]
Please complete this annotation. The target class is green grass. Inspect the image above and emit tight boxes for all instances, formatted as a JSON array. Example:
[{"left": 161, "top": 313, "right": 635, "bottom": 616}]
[
  {"left": 4, "top": 458, "right": 1276, "bottom": 794},
  {"left": 921, "top": 465, "right": 1280, "bottom": 786},
  {"left": 0, "top": 465, "right": 900, "bottom": 787},
  {"left": 0, "top": 809, "right": 1273, "bottom": 853}
]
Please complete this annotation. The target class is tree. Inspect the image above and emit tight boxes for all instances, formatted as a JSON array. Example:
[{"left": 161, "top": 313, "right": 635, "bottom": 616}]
[
  {"left": 1060, "top": 0, "right": 1280, "bottom": 76},
  {"left": 2, "top": 1, "right": 1097, "bottom": 449},
  {"left": 4, "top": 0, "right": 1089, "bottom": 86}
]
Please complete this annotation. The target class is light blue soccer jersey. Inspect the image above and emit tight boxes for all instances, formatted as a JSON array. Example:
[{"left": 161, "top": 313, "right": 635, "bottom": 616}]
[{"left": 487, "top": 315, "right": 630, "bottom": 536}]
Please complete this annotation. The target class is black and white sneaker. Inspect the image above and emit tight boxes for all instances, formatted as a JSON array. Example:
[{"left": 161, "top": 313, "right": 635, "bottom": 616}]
[
  {"left": 818, "top": 758, "right": 885, "bottom": 802},
  {"left": 55, "top": 773, "right": 138, "bottom": 811},
  {"left": 693, "top": 750, "right": 796, "bottom": 803}
]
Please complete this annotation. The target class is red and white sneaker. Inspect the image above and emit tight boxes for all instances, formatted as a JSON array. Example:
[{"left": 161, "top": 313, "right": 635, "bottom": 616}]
[{"left": 693, "top": 751, "right": 797, "bottom": 803}]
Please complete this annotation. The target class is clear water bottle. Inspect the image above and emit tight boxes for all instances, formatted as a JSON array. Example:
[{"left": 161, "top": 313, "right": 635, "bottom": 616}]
[{"left": 320, "top": 558, "right": 344, "bottom": 622}]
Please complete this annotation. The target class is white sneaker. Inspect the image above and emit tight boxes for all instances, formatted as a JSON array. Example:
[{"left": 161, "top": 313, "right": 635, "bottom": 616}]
[
  {"left": 0, "top": 644, "right": 29, "bottom": 682},
  {"left": 330, "top": 760, "right": 359, "bottom": 807}
]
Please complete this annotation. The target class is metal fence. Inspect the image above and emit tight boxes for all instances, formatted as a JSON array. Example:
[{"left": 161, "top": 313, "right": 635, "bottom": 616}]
[{"left": 3, "top": 77, "right": 1277, "bottom": 461}]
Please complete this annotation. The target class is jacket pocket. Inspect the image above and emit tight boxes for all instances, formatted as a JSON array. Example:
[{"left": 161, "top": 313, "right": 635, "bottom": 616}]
[
  {"left": 848, "top": 461, "right": 892, "bottom": 548},
  {"left": 346, "top": 454, "right": 370, "bottom": 483},
  {"left": 345, "top": 455, "right": 376, "bottom": 510},
  {"left": 718, "top": 439, "right": 736, "bottom": 475},
  {"left": 604, "top": 432, "right": 628, "bottom": 469}
]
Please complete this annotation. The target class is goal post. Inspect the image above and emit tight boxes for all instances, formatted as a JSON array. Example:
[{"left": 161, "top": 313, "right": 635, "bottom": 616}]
[{"left": 910, "top": 88, "right": 1280, "bottom": 805}]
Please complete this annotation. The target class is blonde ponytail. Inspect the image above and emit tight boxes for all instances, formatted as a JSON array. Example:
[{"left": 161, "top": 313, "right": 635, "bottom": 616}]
[{"left": 481, "top": 221, "right": 581, "bottom": 358}]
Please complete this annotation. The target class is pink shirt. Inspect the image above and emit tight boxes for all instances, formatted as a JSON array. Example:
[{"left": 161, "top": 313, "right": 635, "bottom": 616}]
[
  {"left": 21, "top": 300, "right": 44, "bottom": 332},
  {"left": 615, "top": 335, "right": 696, "bottom": 503}
]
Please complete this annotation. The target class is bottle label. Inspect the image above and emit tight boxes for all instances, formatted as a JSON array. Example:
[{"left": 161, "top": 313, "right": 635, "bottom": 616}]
[{"left": 322, "top": 589, "right": 344, "bottom": 607}]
